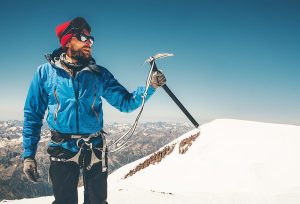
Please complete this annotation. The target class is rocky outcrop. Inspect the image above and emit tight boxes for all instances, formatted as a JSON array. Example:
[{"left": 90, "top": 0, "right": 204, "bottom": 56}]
[
  {"left": 123, "top": 143, "right": 176, "bottom": 179},
  {"left": 179, "top": 132, "right": 200, "bottom": 154}
]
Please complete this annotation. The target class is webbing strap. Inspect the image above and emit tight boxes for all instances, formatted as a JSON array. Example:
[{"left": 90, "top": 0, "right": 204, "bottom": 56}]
[{"left": 102, "top": 135, "right": 107, "bottom": 172}]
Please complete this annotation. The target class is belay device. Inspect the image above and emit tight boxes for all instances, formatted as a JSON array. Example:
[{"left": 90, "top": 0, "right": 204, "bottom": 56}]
[{"left": 108, "top": 53, "right": 199, "bottom": 153}]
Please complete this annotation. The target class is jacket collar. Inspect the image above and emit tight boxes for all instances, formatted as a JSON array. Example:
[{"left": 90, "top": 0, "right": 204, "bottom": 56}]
[{"left": 45, "top": 47, "right": 101, "bottom": 73}]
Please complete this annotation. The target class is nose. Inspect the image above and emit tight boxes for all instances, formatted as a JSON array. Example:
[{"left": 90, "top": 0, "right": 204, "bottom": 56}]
[{"left": 85, "top": 40, "right": 92, "bottom": 47}]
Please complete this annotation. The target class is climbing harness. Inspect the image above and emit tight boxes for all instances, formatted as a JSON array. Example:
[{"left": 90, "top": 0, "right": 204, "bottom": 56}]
[{"left": 49, "top": 130, "right": 107, "bottom": 172}]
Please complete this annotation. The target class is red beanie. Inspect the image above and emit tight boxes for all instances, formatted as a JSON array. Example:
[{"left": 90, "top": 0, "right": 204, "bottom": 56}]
[
  {"left": 55, "top": 21, "right": 73, "bottom": 49},
  {"left": 56, "top": 17, "right": 92, "bottom": 49}
]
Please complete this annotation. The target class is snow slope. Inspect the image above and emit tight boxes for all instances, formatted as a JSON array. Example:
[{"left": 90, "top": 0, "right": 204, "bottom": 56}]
[{"left": 3, "top": 119, "right": 300, "bottom": 204}]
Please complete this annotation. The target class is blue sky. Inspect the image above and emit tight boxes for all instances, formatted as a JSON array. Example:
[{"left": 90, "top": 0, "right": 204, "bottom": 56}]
[{"left": 0, "top": 0, "right": 299, "bottom": 125}]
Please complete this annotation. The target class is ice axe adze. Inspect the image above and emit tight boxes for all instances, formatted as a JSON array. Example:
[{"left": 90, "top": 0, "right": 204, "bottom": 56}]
[{"left": 146, "top": 53, "right": 199, "bottom": 128}]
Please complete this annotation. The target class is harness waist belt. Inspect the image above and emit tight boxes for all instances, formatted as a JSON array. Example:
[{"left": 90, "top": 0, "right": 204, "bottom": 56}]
[{"left": 50, "top": 130, "right": 107, "bottom": 142}]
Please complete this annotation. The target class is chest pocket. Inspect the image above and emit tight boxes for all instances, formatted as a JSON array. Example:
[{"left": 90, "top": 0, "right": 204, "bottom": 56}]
[
  {"left": 53, "top": 86, "right": 60, "bottom": 123},
  {"left": 47, "top": 70, "right": 74, "bottom": 125},
  {"left": 89, "top": 85, "right": 102, "bottom": 121}
]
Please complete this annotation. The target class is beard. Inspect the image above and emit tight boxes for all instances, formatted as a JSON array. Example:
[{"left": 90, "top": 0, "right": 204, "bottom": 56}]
[{"left": 70, "top": 46, "right": 92, "bottom": 64}]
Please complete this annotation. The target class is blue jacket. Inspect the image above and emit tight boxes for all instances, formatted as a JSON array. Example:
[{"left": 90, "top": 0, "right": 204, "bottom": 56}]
[{"left": 22, "top": 50, "right": 155, "bottom": 158}]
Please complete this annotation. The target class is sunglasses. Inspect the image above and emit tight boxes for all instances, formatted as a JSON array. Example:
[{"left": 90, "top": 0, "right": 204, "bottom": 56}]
[{"left": 74, "top": 33, "right": 94, "bottom": 45}]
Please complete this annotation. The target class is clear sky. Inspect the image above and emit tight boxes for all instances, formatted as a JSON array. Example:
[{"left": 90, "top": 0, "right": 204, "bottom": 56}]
[{"left": 0, "top": 0, "right": 299, "bottom": 125}]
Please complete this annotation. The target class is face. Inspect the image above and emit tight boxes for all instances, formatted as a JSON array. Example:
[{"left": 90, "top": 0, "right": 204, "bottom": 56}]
[{"left": 66, "top": 29, "right": 93, "bottom": 61}]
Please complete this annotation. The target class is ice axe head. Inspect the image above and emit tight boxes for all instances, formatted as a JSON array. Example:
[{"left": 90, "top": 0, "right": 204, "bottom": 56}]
[{"left": 146, "top": 53, "right": 174, "bottom": 63}]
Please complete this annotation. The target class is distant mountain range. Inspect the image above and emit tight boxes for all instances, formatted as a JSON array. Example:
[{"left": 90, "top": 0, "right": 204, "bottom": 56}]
[{"left": 0, "top": 120, "right": 193, "bottom": 201}]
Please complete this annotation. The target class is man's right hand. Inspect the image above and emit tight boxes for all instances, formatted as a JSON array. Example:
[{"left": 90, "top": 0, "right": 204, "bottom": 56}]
[
  {"left": 150, "top": 70, "right": 166, "bottom": 89},
  {"left": 23, "top": 158, "right": 40, "bottom": 182}
]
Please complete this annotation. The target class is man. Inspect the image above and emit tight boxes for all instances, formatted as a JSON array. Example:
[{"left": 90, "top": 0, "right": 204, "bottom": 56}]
[{"left": 22, "top": 17, "right": 166, "bottom": 204}]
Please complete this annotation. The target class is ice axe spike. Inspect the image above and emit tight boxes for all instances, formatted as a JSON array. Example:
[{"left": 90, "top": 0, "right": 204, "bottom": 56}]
[{"left": 147, "top": 53, "right": 199, "bottom": 128}]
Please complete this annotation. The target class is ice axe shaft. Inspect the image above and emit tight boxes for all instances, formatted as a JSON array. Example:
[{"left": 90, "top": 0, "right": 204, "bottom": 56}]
[{"left": 150, "top": 60, "right": 199, "bottom": 128}]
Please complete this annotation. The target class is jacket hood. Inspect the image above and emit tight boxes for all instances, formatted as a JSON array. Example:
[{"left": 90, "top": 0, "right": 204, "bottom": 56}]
[{"left": 45, "top": 47, "right": 101, "bottom": 73}]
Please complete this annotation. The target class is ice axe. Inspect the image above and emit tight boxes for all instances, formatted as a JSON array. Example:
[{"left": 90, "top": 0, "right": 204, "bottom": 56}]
[
  {"left": 146, "top": 53, "right": 199, "bottom": 128},
  {"left": 108, "top": 53, "right": 200, "bottom": 153}
]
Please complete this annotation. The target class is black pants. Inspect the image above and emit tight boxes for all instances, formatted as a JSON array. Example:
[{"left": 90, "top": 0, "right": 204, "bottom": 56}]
[
  {"left": 48, "top": 143, "right": 108, "bottom": 204},
  {"left": 50, "top": 161, "right": 108, "bottom": 204}
]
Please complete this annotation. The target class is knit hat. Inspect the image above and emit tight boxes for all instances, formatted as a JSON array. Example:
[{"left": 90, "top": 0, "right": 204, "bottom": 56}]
[{"left": 55, "top": 17, "right": 91, "bottom": 48}]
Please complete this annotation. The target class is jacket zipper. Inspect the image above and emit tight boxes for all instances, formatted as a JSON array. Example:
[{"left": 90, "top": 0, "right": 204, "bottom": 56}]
[
  {"left": 71, "top": 77, "right": 80, "bottom": 134},
  {"left": 55, "top": 63, "right": 82, "bottom": 133},
  {"left": 53, "top": 88, "right": 60, "bottom": 123},
  {"left": 91, "top": 93, "right": 99, "bottom": 121}
]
